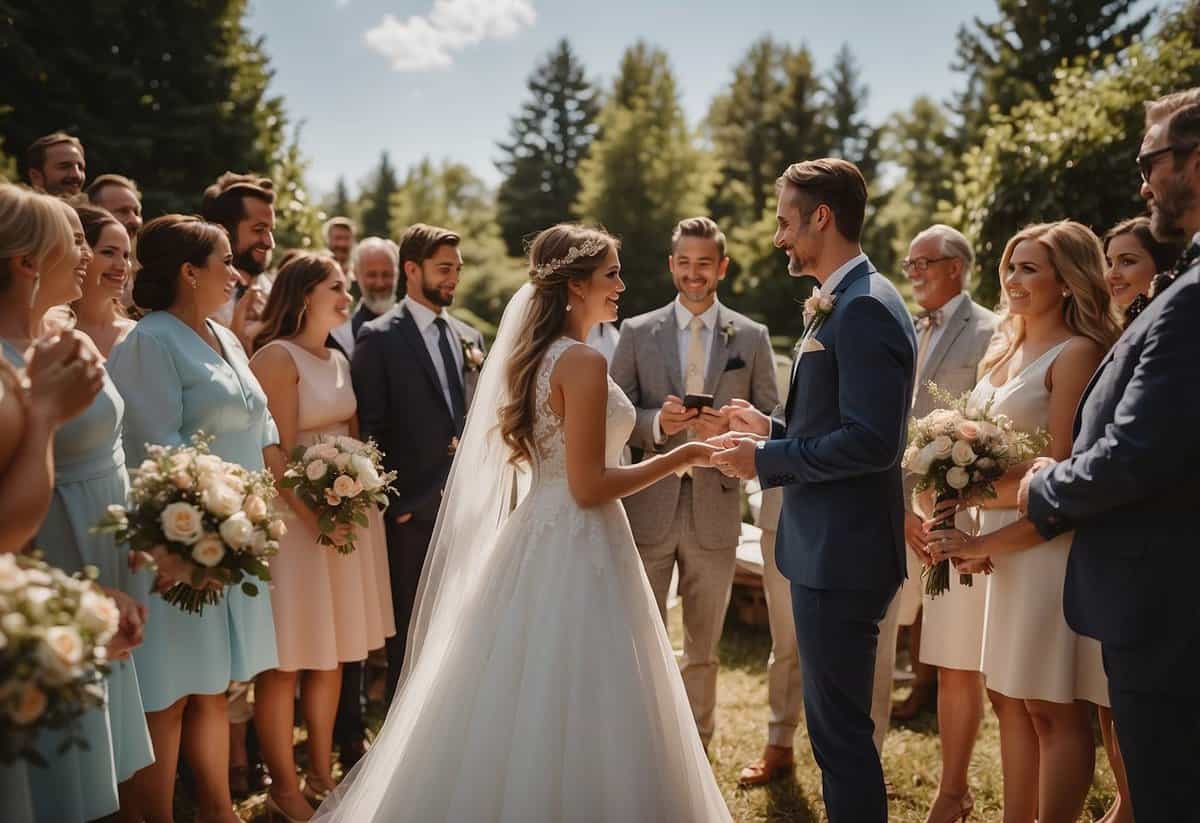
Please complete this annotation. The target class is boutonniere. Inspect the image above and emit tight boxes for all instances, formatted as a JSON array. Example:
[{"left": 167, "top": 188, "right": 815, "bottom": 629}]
[
  {"left": 459, "top": 336, "right": 484, "bottom": 372},
  {"left": 720, "top": 320, "right": 736, "bottom": 345},
  {"left": 801, "top": 286, "right": 837, "bottom": 337},
  {"left": 448, "top": 436, "right": 459, "bottom": 456}
]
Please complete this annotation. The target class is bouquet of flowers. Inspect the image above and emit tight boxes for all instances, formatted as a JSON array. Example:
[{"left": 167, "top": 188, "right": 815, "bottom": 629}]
[
  {"left": 903, "top": 382, "right": 1050, "bottom": 597},
  {"left": 95, "top": 434, "right": 285, "bottom": 614},
  {"left": 0, "top": 553, "right": 120, "bottom": 765},
  {"left": 280, "top": 435, "right": 396, "bottom": 554}
]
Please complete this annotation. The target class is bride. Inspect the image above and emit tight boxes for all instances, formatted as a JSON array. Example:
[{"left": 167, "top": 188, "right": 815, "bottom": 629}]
[{"left": 313, "top": 224, "right": 731, "bottom": 822}]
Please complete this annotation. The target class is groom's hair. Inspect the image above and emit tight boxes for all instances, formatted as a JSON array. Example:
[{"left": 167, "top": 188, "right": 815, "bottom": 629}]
[
  {"left": 671, "top": 216, "right": 727, "bottom": 257},
  {"left": 777, "top": 158, "right": 867, "bottom": 243},
  {"left": 1146, "top": 87, "right": 1200, "bottom": 151},
  {"left": 398, "top": 223, "right": 461, "bottom": 271}
]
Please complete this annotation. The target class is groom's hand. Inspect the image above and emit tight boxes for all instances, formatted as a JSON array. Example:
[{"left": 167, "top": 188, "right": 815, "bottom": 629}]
[
  {"left": 692, "top": 406, "right": 729, "bottom": 440},
  {"left": 712, "top": 437, "right": 759, "bottom": 480},
  {"left": 1017, "top": 457, "right": 1057, "bottom": 515},
  {"left": 720, "top": 398, "right": 770, "bottom": 437}
]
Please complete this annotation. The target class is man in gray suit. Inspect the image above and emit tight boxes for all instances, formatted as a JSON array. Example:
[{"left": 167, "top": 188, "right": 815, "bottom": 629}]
[
  {"left": 611, "top": 216, "right": 779, "bottom": 749},
  {"left": 870, "top": 224, "right": 998, "bottom": 753}
]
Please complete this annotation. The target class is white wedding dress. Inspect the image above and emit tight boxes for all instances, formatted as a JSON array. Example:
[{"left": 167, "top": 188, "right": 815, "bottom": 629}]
[{"left": 314, "top": 334, "right": 730, "bottom": 822}]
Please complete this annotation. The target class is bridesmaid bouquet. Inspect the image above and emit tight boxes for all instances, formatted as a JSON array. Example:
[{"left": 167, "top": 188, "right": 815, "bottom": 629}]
[
  {"left": 903, "top": 382, "right": 1050, "bottom": 597},
  {"left": 0, "top": 553, "right": 119, "bottom": 766},
  {"left": 95, "top": 435, "right": 285, "bottom": 614},
  {"left": 280, "top": 435, "right": 397, "bottom": 555}
]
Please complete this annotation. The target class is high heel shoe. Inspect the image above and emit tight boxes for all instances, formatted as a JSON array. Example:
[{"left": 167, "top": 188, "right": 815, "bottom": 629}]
[
  {"left": 265, "top": 792, "right": 315, "bottom": 823},
  {"left": 301, "top": 771, "right": 336, "bottom": 806},
  {"left": 924, "top": 790, "right": 974, "bottom": 823}
]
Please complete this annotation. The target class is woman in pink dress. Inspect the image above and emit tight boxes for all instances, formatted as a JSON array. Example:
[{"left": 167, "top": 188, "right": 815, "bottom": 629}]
[{"left": 250, "top": 254, "right": 394, "bottom": 821}]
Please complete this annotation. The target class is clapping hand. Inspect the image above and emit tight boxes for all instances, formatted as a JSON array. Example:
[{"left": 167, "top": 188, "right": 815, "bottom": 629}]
[
  {"left": 26, "top": 331, "right": 104, "bottom": 425},
  {"left": 1017, "top": 457, "right": 1057, "bottom": 515}
]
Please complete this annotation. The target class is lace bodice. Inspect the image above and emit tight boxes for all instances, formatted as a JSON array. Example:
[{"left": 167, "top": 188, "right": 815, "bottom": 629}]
[{"left": 531, "top": 337, "right": 634, "bottom": 484}]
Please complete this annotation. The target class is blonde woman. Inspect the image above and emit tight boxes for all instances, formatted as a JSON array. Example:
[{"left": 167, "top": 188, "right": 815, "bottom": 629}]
[{"left": 928, "top": 220, "right": 1121, "bottom": 823}]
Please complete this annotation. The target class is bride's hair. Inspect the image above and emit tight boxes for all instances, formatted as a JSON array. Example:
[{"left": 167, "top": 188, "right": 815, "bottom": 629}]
[
  {"left": 499, "top": 223, "right": 618, "bottom": 466},
  {"left": 979, "top": 220, "right": 1121, "bottom": 377}
]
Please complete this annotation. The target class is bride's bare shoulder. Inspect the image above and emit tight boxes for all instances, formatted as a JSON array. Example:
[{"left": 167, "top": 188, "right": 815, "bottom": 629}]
[{"left": 552, "top": 342, "right": 607, "bottom": 390}]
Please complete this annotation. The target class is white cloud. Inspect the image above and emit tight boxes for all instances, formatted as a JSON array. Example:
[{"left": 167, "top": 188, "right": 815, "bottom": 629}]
[{"left": 365, "top": 0, "right": 536, "bottom": 72}]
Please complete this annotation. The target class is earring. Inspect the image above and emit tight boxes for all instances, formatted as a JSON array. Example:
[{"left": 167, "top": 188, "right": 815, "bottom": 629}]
[
  {"left": 565, "top": 303, "right": 573, "bottom": 312},
  {"left": 191, "top": 278, "right": 198, "bottom": 290},
  {"left": 297, "top": 304, "right": 308, "bottom": 326}
]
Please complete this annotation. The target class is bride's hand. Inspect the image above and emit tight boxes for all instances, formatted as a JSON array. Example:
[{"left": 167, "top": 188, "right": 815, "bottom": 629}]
[
  {"left": 684, "top": 441, "right": 720, "bottom": 468},
  {"left": 927, "top": 527, "right": 986, "bottom": 562}
]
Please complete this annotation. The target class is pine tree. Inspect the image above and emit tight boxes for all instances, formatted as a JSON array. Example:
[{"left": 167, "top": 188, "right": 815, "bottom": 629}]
[
  {"left": 575, "top": 43, "right": 715, "bottom": 315},
  {"left": 360, "top": 151, "right": 398, "bottom": 239},
  {"left": 327, "top": 176, "right": 353, "bottom": 221},
  {"left": 825, "top": 44, "right": 880, "bottom": 179},
  {"left": 495, "top": 38, "right": 599, "bottom": 256}
]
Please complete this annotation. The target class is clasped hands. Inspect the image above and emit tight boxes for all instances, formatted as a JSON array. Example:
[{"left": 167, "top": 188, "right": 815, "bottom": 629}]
[{"left": 683, "top": 398, "right": 770, "bottom": 480}]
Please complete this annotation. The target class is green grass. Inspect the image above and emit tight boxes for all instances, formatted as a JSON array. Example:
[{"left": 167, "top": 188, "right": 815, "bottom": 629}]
[{"left": 183, "top": 601, "right": 1118, "bottom": 822}]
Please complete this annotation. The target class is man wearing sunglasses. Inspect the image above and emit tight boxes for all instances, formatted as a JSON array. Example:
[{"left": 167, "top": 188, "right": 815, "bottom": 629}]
[{"left": 1020, "top": 87, "right": 1200, "bottom": 821}]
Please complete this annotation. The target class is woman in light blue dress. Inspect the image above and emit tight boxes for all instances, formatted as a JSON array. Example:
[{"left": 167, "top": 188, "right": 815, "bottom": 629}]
[
  {"left": 108, "top": 215, "right": 281, "bottom": 823},
  {"left": 0, "top": 188, "right": 150, "bottom": 821}
]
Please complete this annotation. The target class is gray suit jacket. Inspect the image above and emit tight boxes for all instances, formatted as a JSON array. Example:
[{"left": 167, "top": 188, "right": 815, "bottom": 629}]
[
  {"left": 904, "top": 295, "right": 999, "bottom": 505},
  {"left": 612, "top": 302, "right": 779, "bottom": 549}
]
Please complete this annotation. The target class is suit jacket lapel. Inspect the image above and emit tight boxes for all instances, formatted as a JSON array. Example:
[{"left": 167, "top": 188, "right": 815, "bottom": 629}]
[
  {"left": 447, "top": 315, "right": 478, "bottom": 407},
  {"left": 396, "top": 306, "right": 453, "bottom": 421},
  {"left": 653, "top": 306, "right": 684, "bottom": 397},
  {"left": 703, "top": 306, "right": 729, "bottom": 394},
  {"left": 920, "top": 296, "right": 972, "bottom": 386}
]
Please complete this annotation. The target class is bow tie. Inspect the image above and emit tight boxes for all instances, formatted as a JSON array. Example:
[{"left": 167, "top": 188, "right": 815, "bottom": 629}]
[{"left": 916, "top": 309, "right": 943, "bottom": 330}]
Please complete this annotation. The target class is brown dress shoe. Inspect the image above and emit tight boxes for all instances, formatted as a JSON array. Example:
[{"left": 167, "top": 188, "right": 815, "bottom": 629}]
[{"left": 737, "top": 745, "right": 795, "bottom": 787}]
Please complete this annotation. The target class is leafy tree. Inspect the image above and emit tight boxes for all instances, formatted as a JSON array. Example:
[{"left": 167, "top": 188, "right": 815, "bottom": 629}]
[
  {"left": 325, "top": 176, "right": 354, "bottom": 223},
  {"left": 359, "top": 151, "right": 398, "bottom": 238},
  {"left": 270, "top": 124, "right": 323, "bottom": 250},
  {"left": 575, "top": 43, "right": 716, "bottom": 315},
  {"left": 495, "top": 38, "right": 599, "bottom": 256}
]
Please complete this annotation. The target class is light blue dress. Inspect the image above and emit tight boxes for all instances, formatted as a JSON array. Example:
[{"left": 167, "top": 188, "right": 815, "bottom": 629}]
[
  {"left": 2, "top": 339, "right": 155, "bottom": 821},
  {"left": 107, "top": 312, "right": 280, "bottom": 711},
  {"left": 0, "top": 761, "right": 35, "bottom": 823}
]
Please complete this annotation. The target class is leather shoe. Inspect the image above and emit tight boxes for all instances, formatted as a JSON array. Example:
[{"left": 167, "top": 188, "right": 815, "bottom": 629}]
[{"left": 737, "top": 745, "right": 795, "bottom": 787}]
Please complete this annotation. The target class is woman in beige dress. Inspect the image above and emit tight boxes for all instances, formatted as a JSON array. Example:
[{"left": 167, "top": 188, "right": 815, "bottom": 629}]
[
  {"left": 250, "top": 254, "right": 394, "bottom": 821},
  {"left": 928, "top": 221, "right": 1121, "bottom": 823}
]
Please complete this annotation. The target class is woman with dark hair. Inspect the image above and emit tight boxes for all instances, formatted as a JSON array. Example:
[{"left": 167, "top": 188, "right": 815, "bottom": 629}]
[
  {"left": 68, "top": 204, "right": 135, "bottom": 357},
  {"left": 1102, "top": 216, "right": 1184, "bottom": 325},
  {"left": 108, "top": 214, "right": 282, "bottom": 823},
  {"left": 248, "top": 254, "right": 394, "bottom": 820}
]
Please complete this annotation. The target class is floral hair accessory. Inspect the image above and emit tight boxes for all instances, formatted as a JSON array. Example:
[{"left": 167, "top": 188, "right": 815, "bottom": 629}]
[{"left": 532, "top": 237, "right": 609, "bottom": 281}]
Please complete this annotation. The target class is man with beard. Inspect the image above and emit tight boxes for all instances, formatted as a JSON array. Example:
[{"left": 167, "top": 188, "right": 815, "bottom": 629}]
[
  {"left": 323, "top": 216, "right": 357, "bottom": 296},
  {"left": 611, "top": 216, "right": 778, "bottom": 751},
  {"left": 87, "top": 174, "right": 143, "bottom": 239},
  {"left": 200, "top": 172, "right": 276, "bottom": 352},
  {"left": 352, "top": 223, "right": 485, "bottom": 701},
  {"left": 327, "top": 236, "right": 398, "bottom": 359},
  {"left": 1012, "top": 86, "right": 1200, "bottom": 822},
  {"left": 25, "top": 132, "right": 86, "bottom": 196}
]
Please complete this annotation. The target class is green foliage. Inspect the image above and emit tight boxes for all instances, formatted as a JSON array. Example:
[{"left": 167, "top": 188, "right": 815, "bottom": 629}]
[
  {"left": 950, "top": 14, "right": 1200, "bottom": 307},
  {"left": 270, "top": 124, "right": 324, "bottom": 250},
  {"left": 575, "top": 42, "right": 717, "bottom": 316},
  {"left": 0, "top": 0, "right": 292, "bottom": 217},
  {"left": 495, "top": 38, "right": 599, "bottom": 256},
  {"left": 359, "top": 151, "right": 398, "bottom": 238},
  {"left": 323, "top": 176, "right": 355, "bottom": 225}
]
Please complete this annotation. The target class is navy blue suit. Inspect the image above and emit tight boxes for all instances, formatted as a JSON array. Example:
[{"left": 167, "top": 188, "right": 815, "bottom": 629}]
[
  {"left": 756, "top": 259, "right": 916, "bottom": 822},
  {"left": 1028, "top": 255, "right": 1200, "bottom": 822}
]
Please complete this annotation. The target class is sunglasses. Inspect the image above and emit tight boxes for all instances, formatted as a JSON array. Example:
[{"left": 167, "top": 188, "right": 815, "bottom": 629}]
[{"left": 1137, "top": 143, "right": 1197, "bottom": 182}]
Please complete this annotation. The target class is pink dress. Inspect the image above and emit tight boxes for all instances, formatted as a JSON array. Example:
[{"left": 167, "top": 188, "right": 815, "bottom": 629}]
[{"left": 256, "top": 340, "right": 395, "bottom": 671}]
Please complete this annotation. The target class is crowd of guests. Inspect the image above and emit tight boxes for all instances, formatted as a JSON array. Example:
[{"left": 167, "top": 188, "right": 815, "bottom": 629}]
[{"left": 1, "top": 82, "right": 1198, "bottom": 823}]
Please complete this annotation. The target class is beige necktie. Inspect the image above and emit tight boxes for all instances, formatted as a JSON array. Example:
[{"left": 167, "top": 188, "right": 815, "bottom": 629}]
[{"left": 682, "top": 316, "right": 705, "bottom": 477}]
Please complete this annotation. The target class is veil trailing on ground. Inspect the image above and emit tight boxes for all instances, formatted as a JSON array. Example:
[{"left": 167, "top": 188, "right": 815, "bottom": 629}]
[{"left": 312, "top": 283, "right": 536, "bottom": 821}]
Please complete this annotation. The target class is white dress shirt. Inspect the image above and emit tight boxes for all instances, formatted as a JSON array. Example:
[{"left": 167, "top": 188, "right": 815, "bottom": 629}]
[
  {"left": 790, "top": 252, "right": 868, "bottom": 381},
  {"left": 922, "top": 292, "right": 967, "bottom": 356},
  {"left": 652, "top": 297, "right": 721, "bottom": 444},
  {"left": 404, "top": 295, "right": 464, "bottom": 414},
  {"left": 587, "top": 322, "right": 621, "bottom": 367}
]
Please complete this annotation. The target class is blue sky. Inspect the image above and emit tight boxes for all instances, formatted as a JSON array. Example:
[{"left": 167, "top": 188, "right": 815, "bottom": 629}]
[{"left": 243, "top": 0, "right": 1134, "bottom": 196}]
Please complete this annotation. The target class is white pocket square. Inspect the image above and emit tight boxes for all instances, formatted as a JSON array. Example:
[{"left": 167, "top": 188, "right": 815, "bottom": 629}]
[{"left": 800, "top": 338, "right": 826, "bottom": 353}]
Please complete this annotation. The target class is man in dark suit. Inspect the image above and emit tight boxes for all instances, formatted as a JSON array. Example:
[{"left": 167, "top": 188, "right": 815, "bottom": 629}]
[
  {"left": 1020, "top": 87, "right": 1200, "bottom": 822},
  {"left": 352, "top": 223, "right": 485, "bottom": 702},
  {"left": 328, "top": 236, "right": 399, "bottom": 359},
  {"left": 714, "top": 159, "right": 916, "bottom": 822}
]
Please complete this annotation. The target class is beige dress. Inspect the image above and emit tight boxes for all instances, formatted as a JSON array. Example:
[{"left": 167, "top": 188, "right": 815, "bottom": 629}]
[
  {"left": 919, "top": 505, "right": 989, "bottom": 671},
  {"left": 975, "top": 341, "right": 1109, "bottom": 705},
  {"left": 258, "top": 340, "right": 395, "bottom": 671}
]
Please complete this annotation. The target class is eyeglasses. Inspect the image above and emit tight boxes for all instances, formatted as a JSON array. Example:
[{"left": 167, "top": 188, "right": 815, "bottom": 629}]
[
  {"left": 1137, "top": 143, "right": 1196, "bottom": 182},
  {"left": 901, "top": 256, "right": 953, "bottom": 275}
]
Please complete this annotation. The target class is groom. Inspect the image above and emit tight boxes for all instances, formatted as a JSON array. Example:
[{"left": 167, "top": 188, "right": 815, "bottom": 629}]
[
  {"left": 352, "top": 223, "right": 485, "bottom": 701},
  {"left": 714, "top": 159, "right": 915, "bottom": 821}
]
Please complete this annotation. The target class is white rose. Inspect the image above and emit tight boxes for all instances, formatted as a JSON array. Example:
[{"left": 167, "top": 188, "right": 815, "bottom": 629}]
[
  {"left": 336, "top": 435, "right": 361, "bottom": 452},
  {"left": 305, "top": 460, "right": 328, "bottom": 482},
  {"left": 104, "top": 504, "right": 128, "bottom": 527},
  {"left": 315, "top": 443, "right": 340, "bottom": 462},
  {"left": 193, "top": 454, "right": 223, "bottom": 477},
  {"left": 2, "top": 611, "right": 27, "bottom": 636},
  {"left": 191, "top": 534, "right": 226, "bottom": 568},
  {"left": 901, "top": 446, "right": 918, "bottom": 470},
  {"left": 0, "top": 554, "right": 26, "bottom": 593},
  {"left": 249, "top": 529, "right": 269, "bottom": 556},
  {"left": 931, "top": 435, "right": 954, "bottom": 460},
  {"left": 138, "top": 459, "right": 157, "bottom": 475},
  {"left": 11, "top": 684, "right": 47, "bottom": 725},
  {"left": 77, "top": 589, "right": 120, "bottom": 643},
  {"left": 170, "top": 452, "right": 194, "bottom": 472},
  {"left": 23, "top": 585, "right": 54, "bottom": 619},
  {"left": 39, "top": 625, "right": 84, "bottom": 684},
  {"left": 909, "top": 444, "right": 937, "bottom": 476},
  {"left": 24, "top": 569, "right": 50, "bottom": 586},
  {"left": 332, "top": 474, "right": 360, "bottom": 499},
  {"left": 333, "top": 453, "right": 352, "bottom": 471},
  {"left": 951, "top": 439, "right": 977, "bottom": 467},
  {"left": 303, "top": 444, "right": 321, "bottom": 462},
  {"left": 946, "top": 466, "right": 971, "bottom": 490},
  {"left": 160, "top": 502, "right": 205, "bottom": 545},
  {"left": 201, "top": 481, "right": 244, "bottom": 519},
  {"left": 218, "top": 512, "right": 255, "bottom": 550},
  {"left": 957, "top": 420, "right": 981, "bottom": 441},
  {"left": 267, "top": 519, "right": 287, "bottom": 540},
  {"left": 350, "top": 454, "right": 382, "bottom": 491},
  {"left": 170, "top": 471, "right": 194, "bottom": 490},
  {"left": 242, "top": 494, "right": 268, "bottom": 522}
]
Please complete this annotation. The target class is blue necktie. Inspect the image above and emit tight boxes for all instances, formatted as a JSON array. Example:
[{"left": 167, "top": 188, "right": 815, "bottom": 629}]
[{"left": 434, "top": 317, "right": 466, "bottom": 434}]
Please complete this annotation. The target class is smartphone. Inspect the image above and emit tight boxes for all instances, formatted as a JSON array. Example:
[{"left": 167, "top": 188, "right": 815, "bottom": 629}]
[{"left": 682, "top": 393, "right": 715, "bottom": 410}]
